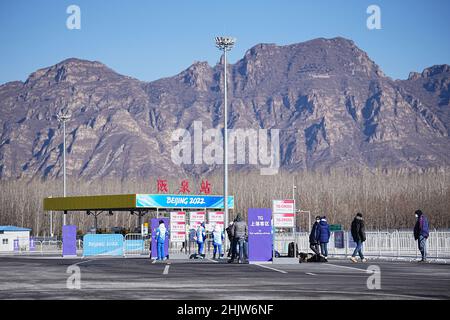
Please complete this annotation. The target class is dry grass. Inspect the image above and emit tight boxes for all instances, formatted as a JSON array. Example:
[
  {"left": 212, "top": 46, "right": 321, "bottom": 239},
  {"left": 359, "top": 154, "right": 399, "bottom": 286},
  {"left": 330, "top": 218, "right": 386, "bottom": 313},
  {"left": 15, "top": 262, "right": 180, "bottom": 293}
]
[{"left": 0, "top": 168, "right": 448, "bottom": 236}]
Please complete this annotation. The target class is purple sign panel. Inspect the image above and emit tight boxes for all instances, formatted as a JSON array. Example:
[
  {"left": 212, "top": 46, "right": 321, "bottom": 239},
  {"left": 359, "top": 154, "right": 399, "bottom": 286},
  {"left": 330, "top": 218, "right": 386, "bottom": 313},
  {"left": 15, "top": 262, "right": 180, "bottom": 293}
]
[
  {"left": 62, "top": 225, "right": 77, "bottom": 256},
  {"left": 13, "top": 239, "right": 19, "bottom": 251},
  {"left": 151, "top": 218, "right": 169, "bottom": 259},
  {"left": 248, "top": 208, "right": 273, "bottom": 262}
]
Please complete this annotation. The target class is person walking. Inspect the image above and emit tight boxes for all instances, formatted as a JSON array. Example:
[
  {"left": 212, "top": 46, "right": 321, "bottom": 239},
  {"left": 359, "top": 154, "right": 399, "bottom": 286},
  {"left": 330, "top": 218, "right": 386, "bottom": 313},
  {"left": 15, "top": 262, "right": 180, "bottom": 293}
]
[
  {"left": 414, "top": 210, "right": 429, "bottom": 262},
  {"left": 229, "top": 214, "right": 248, "bottom": 263},
  {"left": 196, "top": 222, "right": 206, "bottom": 259},
  {"left": 309, "top": 216, "right": 321, "bottom": 256},
  {"left": 318, "top": 216, "right": 331, "bottom": 261},
  {"left": 212, "top": 224, "right": 225, "bottom": 260},
  {"left": 155, "top": 220, "right": 169, "bottom": 261},
  {"left": 350, "top": 213, "right": 367, "bottom": 263}
]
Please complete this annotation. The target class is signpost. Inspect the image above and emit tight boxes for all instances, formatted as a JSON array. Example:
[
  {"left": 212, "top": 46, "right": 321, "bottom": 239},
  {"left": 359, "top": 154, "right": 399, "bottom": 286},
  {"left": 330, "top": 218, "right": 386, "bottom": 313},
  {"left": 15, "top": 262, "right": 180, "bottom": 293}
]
[
  {"left": 248, "top": 208, "right": 272, "bottom": 262},
  {"left": 170, "top": 212, "right": 186, "bottom": 243},
  {"left": 189, "top": 211, "right": 206, "bottom": 230},
  {"left": 330, "top": 224, "right": 342, "bottom": 232},
  {"left": 62, "top": 225, "right": 77, "bottom": 257},
  {"left": 208, "top": 211, "right": 225, "bottom": 230},
  {"left": 272, "top": 200, "right": 296, "bottom": 258}
]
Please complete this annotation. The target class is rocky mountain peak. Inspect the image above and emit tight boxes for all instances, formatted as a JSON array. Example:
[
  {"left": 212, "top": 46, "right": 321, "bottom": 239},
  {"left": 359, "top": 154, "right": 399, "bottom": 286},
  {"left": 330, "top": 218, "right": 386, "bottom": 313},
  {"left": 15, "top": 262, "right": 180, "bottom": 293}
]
[
  {"left": 24, "top": 58, "right": 123, "bottom": 87},
  {"left": 178, "top": 61, "right": 214, "bottom": 91}
]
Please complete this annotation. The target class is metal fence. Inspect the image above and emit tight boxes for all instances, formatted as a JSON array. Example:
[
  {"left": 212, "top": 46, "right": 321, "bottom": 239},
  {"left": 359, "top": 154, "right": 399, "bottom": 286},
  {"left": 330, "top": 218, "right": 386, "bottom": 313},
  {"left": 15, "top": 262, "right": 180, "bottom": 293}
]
[
  {"left": 275, "top": 230, "right": 450, "bottom": 260},
  {"left": 124, "top": 233, "right": 147, "bottom": 256}
]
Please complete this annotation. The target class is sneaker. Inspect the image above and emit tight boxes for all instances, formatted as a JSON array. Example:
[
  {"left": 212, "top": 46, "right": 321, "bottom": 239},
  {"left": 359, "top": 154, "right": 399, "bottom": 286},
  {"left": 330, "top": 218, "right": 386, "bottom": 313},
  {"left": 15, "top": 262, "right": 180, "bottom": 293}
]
[
  {"left": 350, "top": 257, "right": 358, "bottom": 263},
  {"left": 361, "top": 258, "right": 367, "bottom": 263}
]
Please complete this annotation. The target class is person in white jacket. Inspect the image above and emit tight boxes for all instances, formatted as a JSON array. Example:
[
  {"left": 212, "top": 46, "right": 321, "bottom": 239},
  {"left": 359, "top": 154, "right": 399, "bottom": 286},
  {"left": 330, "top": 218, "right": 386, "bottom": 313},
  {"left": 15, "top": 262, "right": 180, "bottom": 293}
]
[{"left": 212, "top": 224, "right": 225, "bottom": 259}]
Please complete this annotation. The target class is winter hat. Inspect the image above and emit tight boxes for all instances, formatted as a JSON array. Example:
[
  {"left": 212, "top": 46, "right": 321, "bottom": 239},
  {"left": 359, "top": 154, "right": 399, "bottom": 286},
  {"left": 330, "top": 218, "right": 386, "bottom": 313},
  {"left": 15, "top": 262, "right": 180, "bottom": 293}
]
[
  {"left": 315, "top": 215, "right": 321, "bottom": 220},
  {"left": 356, "top": 213, "right": 363, "bottom": 218},
  {"left": 159, "top": 220, "right": 164, "bottom": 225}
]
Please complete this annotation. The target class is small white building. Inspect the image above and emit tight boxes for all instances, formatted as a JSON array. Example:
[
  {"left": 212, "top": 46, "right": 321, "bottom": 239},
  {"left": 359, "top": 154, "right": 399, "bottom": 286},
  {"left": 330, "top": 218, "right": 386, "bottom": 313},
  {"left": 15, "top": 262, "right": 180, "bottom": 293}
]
[{"left": 0, "top": 226, "right": 31, "bottom": 252}]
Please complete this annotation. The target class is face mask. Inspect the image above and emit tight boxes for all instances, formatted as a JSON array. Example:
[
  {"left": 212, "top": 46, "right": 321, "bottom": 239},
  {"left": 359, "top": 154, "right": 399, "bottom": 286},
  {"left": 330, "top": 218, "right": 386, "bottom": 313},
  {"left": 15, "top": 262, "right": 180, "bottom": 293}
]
[
  {"left": 415, "top": 214, "right": 419, "bottom": 218},
  {"left": 316, "top": 220, "right": 320, "bottom": 223}
]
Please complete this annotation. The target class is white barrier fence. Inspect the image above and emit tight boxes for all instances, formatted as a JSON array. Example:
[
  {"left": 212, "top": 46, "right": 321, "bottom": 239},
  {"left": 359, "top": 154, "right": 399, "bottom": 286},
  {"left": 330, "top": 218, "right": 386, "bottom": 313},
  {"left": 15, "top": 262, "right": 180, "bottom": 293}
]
[{"left": 275, "top": 230, "right": 450, "bottom": 259}]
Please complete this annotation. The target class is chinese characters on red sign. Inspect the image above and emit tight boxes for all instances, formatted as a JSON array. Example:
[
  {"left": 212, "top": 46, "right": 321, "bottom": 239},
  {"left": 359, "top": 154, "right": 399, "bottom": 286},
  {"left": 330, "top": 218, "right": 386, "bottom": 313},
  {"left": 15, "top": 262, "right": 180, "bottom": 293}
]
[{"left": 156, "top": 179, "right": 212, "bottom": 194}]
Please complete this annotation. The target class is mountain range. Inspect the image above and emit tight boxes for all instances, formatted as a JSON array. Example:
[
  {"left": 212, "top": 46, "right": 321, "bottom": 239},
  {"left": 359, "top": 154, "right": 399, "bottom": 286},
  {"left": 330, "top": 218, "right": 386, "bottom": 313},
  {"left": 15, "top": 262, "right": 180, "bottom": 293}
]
[{"left": 0, "top": 37, "right": 449, "bottom": 180}]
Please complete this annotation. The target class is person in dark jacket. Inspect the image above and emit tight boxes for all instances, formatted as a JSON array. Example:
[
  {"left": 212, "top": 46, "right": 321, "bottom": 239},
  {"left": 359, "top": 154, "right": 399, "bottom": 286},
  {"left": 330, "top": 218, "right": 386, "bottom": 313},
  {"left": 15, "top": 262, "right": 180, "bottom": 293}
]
[
  {"left": 413, "top": 210, "right": 429, "bottom": 262},
  {"left": 225, "top": 221, "right": 234, "bottom": 258},
  {"left": 229, "top": 213, "right": 248, "bottom": 263},
  {"left": 317, "top": 216, "right": 331, "bottom": 260},
  {"left": 350, "top": 213, "right": 367, "bottom": 263},
  {"left": 309, "top": 216, "right": 321, "bottom": 256}
]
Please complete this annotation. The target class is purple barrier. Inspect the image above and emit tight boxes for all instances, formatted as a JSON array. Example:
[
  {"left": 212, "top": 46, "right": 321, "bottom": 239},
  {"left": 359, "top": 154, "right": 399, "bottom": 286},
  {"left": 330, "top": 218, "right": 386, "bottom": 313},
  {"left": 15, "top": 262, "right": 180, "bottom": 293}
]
[
  {"left": 248, "top": 208, "right": 273, "bottom": 262},
  {"left": 62, "top": 225, "right": 77, "bottom": 256}
]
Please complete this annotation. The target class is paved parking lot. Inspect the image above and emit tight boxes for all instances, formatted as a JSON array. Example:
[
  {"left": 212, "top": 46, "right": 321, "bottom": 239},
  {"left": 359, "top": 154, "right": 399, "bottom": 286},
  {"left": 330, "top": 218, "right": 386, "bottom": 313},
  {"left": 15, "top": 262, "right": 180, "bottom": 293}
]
[{"left": 0, "top": 256, "right": 449, "bottom": 299}]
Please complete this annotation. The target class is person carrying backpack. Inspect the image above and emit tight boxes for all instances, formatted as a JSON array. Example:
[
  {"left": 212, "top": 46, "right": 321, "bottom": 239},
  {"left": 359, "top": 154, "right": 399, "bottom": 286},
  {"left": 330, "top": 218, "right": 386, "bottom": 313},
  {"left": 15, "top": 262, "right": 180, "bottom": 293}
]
[
  {"left": 350, "top": 213, "right": 367, "bottom": 263},
  {"left": 155, "top": 220, "right": 169, "bottom": 261},
  {"left": 212, "top": 224, "right": 225, "bottom": 260},
  {"left": 414, "top": 210, "right": 429, "bottom": 262},
  {"left": 318, "top": 216, "right": 331, "bottom": 261},
  {"left": 309, "top": 216, "right": 321, "bottom": 256}
]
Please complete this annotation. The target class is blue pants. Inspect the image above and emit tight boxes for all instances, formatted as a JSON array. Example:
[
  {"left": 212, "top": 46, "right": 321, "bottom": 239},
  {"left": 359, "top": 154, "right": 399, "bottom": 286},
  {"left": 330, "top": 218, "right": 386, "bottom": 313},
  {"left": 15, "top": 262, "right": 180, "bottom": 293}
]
[
  {"left": 157, "top": 242, "right": 165, "bottom": 260},
  {"left": 320, "top": 243, "right": 328, "bottom": 257},
  {"left": 213, "top": 243, "right": 222, "bottom": 256},
  {"left": 418, "top": 235, "right": 427, "bottom": 260},
  {"left": 197, "top": 241, "right": 204, "bottom": 255},
  {"left": 352, "top": 240, "right": 364, "bottom": 259},
  {"left": 238, "top": 239, "right": 246, "bottom": 262}
]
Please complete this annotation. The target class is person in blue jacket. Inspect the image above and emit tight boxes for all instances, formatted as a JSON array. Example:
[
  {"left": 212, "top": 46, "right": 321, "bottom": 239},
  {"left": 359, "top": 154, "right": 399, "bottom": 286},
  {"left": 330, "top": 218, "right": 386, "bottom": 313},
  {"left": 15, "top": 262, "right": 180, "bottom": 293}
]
[
  {"left": 318, "top": 216, "right": 331, "bottom": 260},
  {"left": 309, "top": 216, "right": 321, "bottom": 256},
  {"left": 414, "top": 210, "right": 429, "bottom": 262},
  {"left": 212, "top": 224, "right": 225, "bottom": 260},
  {"left": 196, "top": 222, "right": 206, "bottom": 258},
  {"left": 155, "top": 220, "right": 169, "bottom": 261}
]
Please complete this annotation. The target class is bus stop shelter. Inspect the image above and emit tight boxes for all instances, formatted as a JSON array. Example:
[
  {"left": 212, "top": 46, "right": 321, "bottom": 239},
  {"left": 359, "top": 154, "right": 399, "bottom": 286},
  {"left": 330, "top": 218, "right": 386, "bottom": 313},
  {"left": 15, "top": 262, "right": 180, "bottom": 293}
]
[{"left": 43, "top": 194, "right": 234, "bottom": 257}]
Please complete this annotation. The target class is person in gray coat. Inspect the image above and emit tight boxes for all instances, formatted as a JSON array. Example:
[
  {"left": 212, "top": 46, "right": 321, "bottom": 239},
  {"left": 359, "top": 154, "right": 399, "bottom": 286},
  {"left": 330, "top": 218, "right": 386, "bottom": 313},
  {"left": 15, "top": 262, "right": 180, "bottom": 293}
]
[{"left": 228, "top": 213, "right": 248, "bottom": 263}]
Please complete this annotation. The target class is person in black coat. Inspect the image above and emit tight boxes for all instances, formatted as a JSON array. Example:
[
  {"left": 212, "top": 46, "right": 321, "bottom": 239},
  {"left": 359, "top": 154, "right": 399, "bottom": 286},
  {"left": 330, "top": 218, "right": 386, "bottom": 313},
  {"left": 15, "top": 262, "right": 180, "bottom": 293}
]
[
  {"left": 309, "top": 216, "right": 321, "bottom": 256},
  {"left": 225, "top": 221, "right": 234, "bottom": 258},
  {"left": 350, "top": 212, "right": 367, "bottom": 263}
]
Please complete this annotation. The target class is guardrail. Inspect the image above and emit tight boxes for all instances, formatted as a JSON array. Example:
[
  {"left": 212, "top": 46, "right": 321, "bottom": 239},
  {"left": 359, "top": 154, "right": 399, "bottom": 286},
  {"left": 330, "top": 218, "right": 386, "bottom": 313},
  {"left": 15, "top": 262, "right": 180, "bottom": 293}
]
[{"left": 274, "top": 230, "right": 450, "bottom": 259}]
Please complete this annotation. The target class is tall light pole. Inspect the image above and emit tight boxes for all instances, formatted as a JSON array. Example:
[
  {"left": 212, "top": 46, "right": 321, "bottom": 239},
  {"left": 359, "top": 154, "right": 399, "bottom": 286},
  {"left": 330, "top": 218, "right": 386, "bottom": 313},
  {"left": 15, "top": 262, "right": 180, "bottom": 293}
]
[
  {"left": 215, "top": 36, "right": 235, "bottom": 252},
  {"left": 57, "top": 111, "right": 71, "bottom": 226}
]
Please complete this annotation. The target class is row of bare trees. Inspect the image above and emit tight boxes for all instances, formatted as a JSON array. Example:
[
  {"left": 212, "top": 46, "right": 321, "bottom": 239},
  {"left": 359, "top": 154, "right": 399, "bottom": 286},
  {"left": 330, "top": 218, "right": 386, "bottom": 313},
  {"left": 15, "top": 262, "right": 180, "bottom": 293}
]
[{"left": 0, "top": 168, "right": 448, "bottom": 237}]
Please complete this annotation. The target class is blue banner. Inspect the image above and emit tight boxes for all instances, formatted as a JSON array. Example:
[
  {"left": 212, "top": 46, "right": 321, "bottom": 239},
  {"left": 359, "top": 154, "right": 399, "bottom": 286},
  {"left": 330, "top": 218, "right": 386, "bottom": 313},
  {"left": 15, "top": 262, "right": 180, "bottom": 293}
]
[
  {"left": 83, "top": 234, "right": 124, "bottom": 256},
  {"left": 136, "top": 194, "right": 234, "bottom": 209},
  {"left": 124, "top": 239, "right": 144, "bottom": 251}
]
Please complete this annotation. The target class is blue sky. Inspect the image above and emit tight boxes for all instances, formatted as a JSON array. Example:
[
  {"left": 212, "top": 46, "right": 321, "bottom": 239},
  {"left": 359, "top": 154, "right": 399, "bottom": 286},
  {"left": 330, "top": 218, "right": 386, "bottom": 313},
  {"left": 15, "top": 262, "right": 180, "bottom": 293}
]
[{"left": 0, "top": 0, "right": 449, "bottom": 84}]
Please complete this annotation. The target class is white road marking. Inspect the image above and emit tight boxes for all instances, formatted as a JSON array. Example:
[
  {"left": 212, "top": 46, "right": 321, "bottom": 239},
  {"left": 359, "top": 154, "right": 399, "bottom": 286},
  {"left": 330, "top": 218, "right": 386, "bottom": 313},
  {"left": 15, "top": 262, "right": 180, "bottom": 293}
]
[
  {"left": 206, "top": 258, "right": 218, "bottom": 263},
  {"left": 325, "top": 263, "right": 368, "bottom": 273},
  {"left": 73, "top": 259, "right": 92, "bottom": 266},
  {"left": 306, "top": 272, "right": 317, "bottom": 276},
  {"left": 254, "top": 264, "right": 288, "bottom": 274},
  {"left": 163, "top": 265, "right": 170, "bottom": 275}
]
